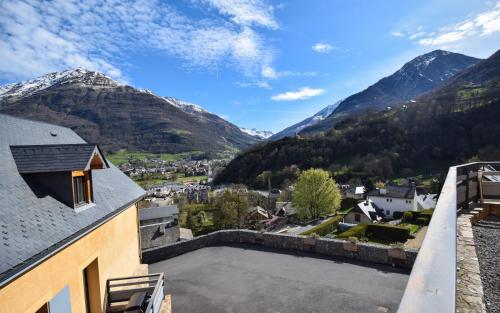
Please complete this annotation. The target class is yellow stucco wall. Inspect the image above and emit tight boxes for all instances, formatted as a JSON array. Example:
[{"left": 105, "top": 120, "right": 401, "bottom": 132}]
[{"left": 0, "top": 204, "right": 141, "bottom": 313}]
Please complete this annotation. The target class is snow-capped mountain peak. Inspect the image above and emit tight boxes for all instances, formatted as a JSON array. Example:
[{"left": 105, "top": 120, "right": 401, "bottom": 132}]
[
  {"left": 270, "top": 99, "right": 343, "bottom": 140},
  {"left": 0, "top": 68, "right": 122, "bottom": 100},
  {"left": 163, "top": 97, "right": 208, "bottom": 114},
  {"left": 240, "top": 128, "right": 274, "bottom": 139}
]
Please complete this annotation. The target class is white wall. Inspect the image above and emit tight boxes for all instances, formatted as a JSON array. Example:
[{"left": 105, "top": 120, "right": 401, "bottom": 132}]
[
  {"left": 368, "top": 194, "right": 417, "bottom": 218},
  {"left": 344, "top": 211, "right": 372, "bottom": 224}
]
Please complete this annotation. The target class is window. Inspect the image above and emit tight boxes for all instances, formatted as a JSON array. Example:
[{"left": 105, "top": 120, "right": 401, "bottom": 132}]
[
  {"left": 386, "top": 210, "right": 390, "bottom": 215},
  {"left": 73, "top": 171, "right": 92, "bottom": 207},
  {"left": 73, "top": 176, "right": 87, "bottom": 205},
  {"left": 355, "top": 213, "right": 361, "bottom": 222}
]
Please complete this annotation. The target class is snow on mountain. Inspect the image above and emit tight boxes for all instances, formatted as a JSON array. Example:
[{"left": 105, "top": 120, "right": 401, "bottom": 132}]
[
  {"left": 240, "top": 128, "right": 274, "bottom": 139},
  {"left": 270, "top": 100, "right": 342, "bottom": 140},
  {"left": 0, "top": 68, "right": 122, "bottom": 100},
  {"left": 163, "top": 97, "right": 208, "bottom": 114}
]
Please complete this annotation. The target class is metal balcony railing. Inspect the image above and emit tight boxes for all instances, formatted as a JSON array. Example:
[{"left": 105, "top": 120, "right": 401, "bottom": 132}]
[
  {"left": 397, "top": 162, "right": 500, "bottom": 313},
  {"left": 105, "top": 273, "right": 165, "bottom": 313}
]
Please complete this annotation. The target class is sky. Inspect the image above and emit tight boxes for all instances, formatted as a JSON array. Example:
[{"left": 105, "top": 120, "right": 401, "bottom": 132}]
[{"left": 1, "top": 0, "right": 499, "bottom": 132}]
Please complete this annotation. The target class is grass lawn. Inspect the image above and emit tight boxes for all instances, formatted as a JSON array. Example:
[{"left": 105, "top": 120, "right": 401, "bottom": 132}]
[
  {"left": 398, "top": 223, "right": 421, "bottom": 234},
  {"left": 176, "top": 175, "right": 208, "bottom": 183},
  {"left": 132, "top": 177, "right": 166, "bottom": 189}
]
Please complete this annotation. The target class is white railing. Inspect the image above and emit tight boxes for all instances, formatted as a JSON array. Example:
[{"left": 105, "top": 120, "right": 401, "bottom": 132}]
[
  {"left": 105, "top": 273, "right": 164, "bottom": 313},
  {"left": 397, "top": 162, "right": 500, "bottom": 313}
]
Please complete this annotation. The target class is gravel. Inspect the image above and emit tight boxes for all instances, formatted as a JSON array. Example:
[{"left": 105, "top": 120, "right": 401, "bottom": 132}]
[{"left": 472, "top": 215, "right": 500, "bottom": 313}]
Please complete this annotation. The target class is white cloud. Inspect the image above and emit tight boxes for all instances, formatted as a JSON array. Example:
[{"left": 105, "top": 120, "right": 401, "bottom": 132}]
[
  {"left": 261, "top": 66, "right": 278, "bottom": 79},
  {"left": 417, "top": 2, "right": 500, "bottom": 46},
  {"left": 312, "top": 42, "right": 335, "bottom": 53},
  {"left": 234, "top": 80, "right": 271, "bottom": 89},
  {"left": 391, "top": 31, "right": 404, "bottom": 37},
  {"left": 200, "top": 0, "right": 278, "bottom": 29},
  {"left": 0, "top": 0, "right": 277, "bottom": 82},
  {"left": 271, "top": 87, "right": 325, "bottom": 101}
]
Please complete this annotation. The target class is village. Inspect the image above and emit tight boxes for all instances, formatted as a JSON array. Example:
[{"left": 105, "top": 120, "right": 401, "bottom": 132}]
[{"left": 137, "top": 166, "right": 439, "bottom": 253}]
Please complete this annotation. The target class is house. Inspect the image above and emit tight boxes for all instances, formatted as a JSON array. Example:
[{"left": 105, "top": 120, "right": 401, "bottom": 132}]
[
  {"left": 367, "top": 185, "right": 417, "bottom": 218},
  {"left": 139, "top": 205, "right": 180, "bottom": 250},
  {"left": 247, "top": 206, "right": 270, "bottom": 221},
  {"left": 0, "top": 114, "right": 165, "bottom": 313},
  {"left": 416, "top": 193, "right": 437, "bottom": 210},
  {"left": 343, "top": 200, "right": 382, "bottom": 224},
  {"left": 344, "top": 186, "right": 366, "bottom": 200},
  {"left": 275, "top": 202, "right": 298, "bottom": 217}
]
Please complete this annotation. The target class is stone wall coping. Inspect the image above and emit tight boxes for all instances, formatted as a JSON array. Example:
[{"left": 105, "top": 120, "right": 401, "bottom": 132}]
[{"left": 142, "top": 229, "right": 417, "bottom": 269}]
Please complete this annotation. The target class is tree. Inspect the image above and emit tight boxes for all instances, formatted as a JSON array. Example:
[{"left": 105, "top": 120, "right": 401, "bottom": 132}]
[
  {"left": 292, "top": 168, "right": 342, "bottom": 220},
  {"left": 213, "top": 187, "right": 249, "bottom": 229}
]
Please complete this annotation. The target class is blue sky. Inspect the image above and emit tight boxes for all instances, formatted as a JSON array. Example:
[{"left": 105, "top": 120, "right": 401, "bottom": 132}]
[{"left": 1, "top": 0, "right": 499, "bottom": 132}]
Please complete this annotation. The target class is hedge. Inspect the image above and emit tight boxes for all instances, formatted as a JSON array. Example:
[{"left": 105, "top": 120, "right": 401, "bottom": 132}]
[
  {"left": 301, "top": 216, "right": 343, "bottom": 236},
  {"left": 365, "top": 224, "right": 410, "bottom": 243},
  {"left": 416, "top": 217, "right": 429, "bottom": 226},
  {"left": 337, "top": 224, "right": 368, "bottom": 239},
  {"left": 412, "top": 209, "right": 434, "bottom": 222},
  {"left": 337, "top": 223, "right": 411, "bottom": 243}
]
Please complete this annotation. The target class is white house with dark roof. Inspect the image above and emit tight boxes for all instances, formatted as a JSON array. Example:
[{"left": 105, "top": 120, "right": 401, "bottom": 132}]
[
  {"left": 343, "top": 200, "right": 382, "bottom": 224},
  {"left": 367, "top": 185, "right": 417, "bottom": 218}
]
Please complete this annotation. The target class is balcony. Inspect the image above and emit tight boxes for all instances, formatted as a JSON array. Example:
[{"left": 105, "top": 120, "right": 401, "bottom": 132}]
[
  {"left": 105, "top": 273, "right": 165, "bottom": 313},
  {"left": 397, "top": 162, "right": 500, "bottom": 313}
]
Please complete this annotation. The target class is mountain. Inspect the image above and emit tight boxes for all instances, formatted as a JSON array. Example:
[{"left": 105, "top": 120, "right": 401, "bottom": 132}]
[
  {"left": 270, "top": 100, "right": 341, "bottom": 140},
  {"left": 214, "top": 50, "right": 500, "bottom": 188},
  {"left": 240, "top": 128, "right": 274, "bottom": 139},
  {"left": 299, "top": 50, "right": 481, "bottom": 134},
  {"left": 0, "top": 68, "right": 259, "bottom": 156}
]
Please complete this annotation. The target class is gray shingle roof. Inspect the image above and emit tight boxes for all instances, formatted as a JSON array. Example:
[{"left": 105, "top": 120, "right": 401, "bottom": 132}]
[
  {"left": 367, "top": 185, "right": 416, "bottom": 199},
  {"left": 0, "top": 114, "right": 145, "bottom": 285},
  {"left": 139, "top": 206, "right": 179, "bottom": 221},
  {"left": 10, "top": 144, "right": 107, "bottom": 173}
]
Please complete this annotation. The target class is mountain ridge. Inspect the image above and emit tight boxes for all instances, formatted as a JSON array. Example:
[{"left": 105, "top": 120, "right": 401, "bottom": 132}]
[
  {"left": 0, "top": 69, "right": 259, "bottom": 156},
  {"left": 298, "top": 49, "right": 481, "bottom": 135},
  {"left": 214, "top": 49, "right": 500, "bottom": 188}
]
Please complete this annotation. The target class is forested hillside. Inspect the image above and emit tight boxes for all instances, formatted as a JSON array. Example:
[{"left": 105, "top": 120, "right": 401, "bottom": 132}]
[{"left": 215, "top": 50, "right": 500, "bottom": 188}]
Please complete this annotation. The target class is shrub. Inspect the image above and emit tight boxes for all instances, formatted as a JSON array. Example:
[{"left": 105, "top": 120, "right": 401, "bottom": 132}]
[
  {"left": 365, "top": 224, "right": 410, "bottom": 243},
  {"left": 416, "top": 217, "right": 429, "bottom": 225},
  {"left": 393, "top": 211, "right": 404, "bottom": 219},
  {"left": 301, "top": 215, "right": 343, "bottom": 236},
  {"left": 310, "top": 232, "right": 320, "bottom": 239},
  {"left": 348, "top": 236, "right": 359, "bottom": 244},
  {"left": 337, "top": 224, "right": 367, "bottom": 239},
  {"left": 403, "top": 211, "right": 413, "bottom": 222}
]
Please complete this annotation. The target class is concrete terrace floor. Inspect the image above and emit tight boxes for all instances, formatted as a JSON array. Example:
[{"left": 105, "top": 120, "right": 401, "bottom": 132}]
[{"left": 149, "top": 245, "right": 410, "bottom": 313}]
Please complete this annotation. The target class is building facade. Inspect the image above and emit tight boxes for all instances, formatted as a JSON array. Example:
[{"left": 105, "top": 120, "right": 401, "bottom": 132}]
[
  {"left": 367, "top": 185, "right": 417, "bottom": 218},
  {"left": 0, "top": 114, "right": 146, "bottom": 313}
]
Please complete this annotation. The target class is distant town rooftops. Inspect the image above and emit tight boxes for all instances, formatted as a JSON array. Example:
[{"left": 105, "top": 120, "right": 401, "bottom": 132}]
[{"left": 367, "top": 185, "right": 416, "bottom": 199}]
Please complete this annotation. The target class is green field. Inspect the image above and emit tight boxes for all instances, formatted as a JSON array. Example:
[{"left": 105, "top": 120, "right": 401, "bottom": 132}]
[
  {"left": 107, "top": 150, "right": 206, "bottom": 166},
  {"left": 132, "top": 173, "right": 208, "bottom": 189}
]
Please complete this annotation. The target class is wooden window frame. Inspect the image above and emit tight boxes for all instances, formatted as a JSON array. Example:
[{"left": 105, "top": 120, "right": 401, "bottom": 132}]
[{"left": 72, "top": 170, "right": 93, "bottom": 207}]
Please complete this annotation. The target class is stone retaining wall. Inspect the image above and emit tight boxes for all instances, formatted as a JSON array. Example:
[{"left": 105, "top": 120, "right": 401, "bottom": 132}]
[{"left": 141, "top": 230, "right": 418, "bottom": 269}]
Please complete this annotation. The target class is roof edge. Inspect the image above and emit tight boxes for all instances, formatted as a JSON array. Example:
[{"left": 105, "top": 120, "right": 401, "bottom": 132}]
[{"left": 0, "top": 192, "right": 145, "bottom": 288}]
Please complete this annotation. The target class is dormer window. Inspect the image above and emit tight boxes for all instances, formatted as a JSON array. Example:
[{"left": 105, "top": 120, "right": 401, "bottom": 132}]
[
  {"left": 10, "top": 144, "right": 108, "bottom": 210},
  {"left": 73, "top": 171, "right": 91, "bottom": 206}
]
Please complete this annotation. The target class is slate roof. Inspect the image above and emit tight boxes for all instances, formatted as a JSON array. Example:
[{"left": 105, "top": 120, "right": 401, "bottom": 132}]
[
  {"left": 351, "top": 200, "right": 381, "bottom": 221},
  {"left": 10, "top": 144, "right": 107, "bottom": 173},
  {"left": 139, "top": 206, "right": 179, "bottom": 221},
  {"left": 367, "top": 185, "right": 416, "bottom": 199},
  {"left": 0, "top": 114, "right": 145, "bottom": 286}
]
